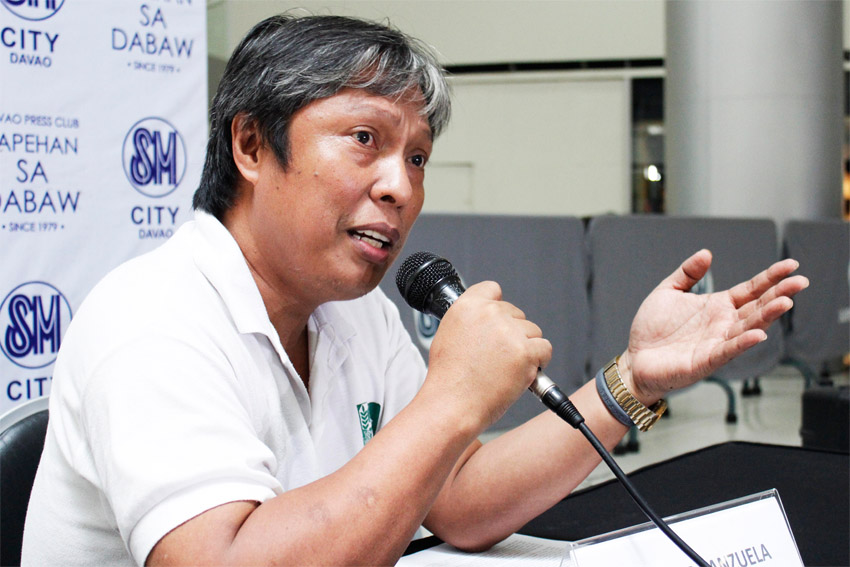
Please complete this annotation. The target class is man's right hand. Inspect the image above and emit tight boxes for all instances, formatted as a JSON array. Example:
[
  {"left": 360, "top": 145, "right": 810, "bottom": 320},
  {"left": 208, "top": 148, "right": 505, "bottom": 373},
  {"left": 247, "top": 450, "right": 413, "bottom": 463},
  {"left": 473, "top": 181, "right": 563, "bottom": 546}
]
[{"left": 423, "top": 281, "right": 553, "bottom": 432}]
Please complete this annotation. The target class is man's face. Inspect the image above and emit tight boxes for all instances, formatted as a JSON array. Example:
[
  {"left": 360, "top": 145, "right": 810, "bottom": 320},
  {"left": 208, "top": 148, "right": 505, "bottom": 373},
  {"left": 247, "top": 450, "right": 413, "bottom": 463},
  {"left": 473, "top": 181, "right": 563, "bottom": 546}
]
[{"left": 233, "top": 88, "right": 433, "bottom": 307}]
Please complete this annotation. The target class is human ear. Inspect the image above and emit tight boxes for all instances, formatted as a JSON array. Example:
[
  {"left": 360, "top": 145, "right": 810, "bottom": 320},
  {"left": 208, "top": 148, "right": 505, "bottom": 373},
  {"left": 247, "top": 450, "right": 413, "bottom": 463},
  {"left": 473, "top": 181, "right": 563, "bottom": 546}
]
[{"left": 231, "top": 113, "right": 263, "bottom": 186}]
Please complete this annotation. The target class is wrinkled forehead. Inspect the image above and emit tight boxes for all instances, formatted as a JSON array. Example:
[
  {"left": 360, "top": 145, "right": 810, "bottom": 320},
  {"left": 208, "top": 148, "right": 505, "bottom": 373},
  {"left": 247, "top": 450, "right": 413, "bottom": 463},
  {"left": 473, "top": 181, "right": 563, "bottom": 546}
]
[
  {"left": 343, "top": 57, "right": 446, "bottom": 137},
  {"left": 306, "top": 87, "right": 434, "bottom": 141},
  {"left": 380, "top": 88, "right": 433, "bottom": 139},
  {"left": 346, "top": 71, "right": 433, "bottom": 128}
]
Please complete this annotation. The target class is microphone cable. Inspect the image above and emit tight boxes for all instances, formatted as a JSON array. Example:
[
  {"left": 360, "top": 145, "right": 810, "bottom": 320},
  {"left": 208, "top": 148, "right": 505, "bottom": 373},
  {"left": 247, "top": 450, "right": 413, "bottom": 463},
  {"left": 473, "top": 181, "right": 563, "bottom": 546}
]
[{"left": 538, "top": 387, "right": 711, "bottom": 567}]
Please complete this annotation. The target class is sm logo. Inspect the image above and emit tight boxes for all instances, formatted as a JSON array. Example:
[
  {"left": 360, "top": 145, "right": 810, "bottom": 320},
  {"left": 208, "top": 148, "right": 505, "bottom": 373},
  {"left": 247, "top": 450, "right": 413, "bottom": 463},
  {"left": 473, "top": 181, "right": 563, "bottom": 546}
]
[
  {"left": 122, "top": 117, "right": 187, "bottom": 198},
  {"left": 0, "top": 281, "right": 72, "bottom": 369},
  {"left": 1, "top": 0, "right": 65, "bottom": 21}
]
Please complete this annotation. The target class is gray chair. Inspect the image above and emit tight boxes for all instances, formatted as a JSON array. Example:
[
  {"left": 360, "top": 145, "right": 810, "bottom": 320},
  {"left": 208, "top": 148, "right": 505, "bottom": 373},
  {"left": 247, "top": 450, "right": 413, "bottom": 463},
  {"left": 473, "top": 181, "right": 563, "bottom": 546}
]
[
  {"left": 0, "top": 396, "right": 49, "bottom": 567},
  {"left": 381, "top": 213, "right": 591, "bottom": 432},
  {"left": 782, "top": 219, "right": 850, "bottom": 384},
  {"left": 586, "top": 215, "right": 783, "bottom": 425}
]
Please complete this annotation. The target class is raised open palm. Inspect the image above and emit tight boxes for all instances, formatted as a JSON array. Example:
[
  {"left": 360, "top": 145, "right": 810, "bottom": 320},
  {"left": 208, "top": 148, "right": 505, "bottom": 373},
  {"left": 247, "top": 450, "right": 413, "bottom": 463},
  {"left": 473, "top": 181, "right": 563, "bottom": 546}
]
[{"left": 620, "top": 249, "right": 809, "bottom": 402}]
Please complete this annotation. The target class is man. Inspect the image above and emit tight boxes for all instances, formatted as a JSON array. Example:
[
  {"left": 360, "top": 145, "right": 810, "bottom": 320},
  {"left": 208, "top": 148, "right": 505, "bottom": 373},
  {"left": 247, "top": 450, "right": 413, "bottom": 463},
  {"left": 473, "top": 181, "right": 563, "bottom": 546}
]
[{"left": 22, "top": 14, "right": 808, "bottom": 566}]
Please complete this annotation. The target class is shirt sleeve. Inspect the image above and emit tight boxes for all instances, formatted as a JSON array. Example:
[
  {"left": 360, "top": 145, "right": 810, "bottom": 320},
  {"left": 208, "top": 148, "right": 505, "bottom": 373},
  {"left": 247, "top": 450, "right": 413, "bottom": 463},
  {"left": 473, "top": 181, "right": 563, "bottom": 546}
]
[{"left": 80, "top": 334, "right": 283, "bottom": 565}]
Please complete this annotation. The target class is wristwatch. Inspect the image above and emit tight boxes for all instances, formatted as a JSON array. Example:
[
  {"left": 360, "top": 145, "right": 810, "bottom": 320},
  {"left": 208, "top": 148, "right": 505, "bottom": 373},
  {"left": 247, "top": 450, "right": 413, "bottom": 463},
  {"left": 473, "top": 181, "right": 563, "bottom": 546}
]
[{"left": 603, "top": 357, "right": 667, "bottom": 432}]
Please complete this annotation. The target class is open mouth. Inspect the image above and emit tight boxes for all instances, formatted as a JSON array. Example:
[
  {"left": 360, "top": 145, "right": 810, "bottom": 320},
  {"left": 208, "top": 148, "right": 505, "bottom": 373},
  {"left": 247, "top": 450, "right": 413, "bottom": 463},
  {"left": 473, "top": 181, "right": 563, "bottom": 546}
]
[{"left": 350, "top": 229, "right": 392, "bottom": 250}]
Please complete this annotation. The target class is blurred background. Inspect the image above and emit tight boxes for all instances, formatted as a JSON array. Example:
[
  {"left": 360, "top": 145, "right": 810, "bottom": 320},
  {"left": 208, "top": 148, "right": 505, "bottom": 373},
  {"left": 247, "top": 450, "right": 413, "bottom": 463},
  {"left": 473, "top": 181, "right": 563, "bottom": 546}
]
[{"left": 208, "top": 0, "right": 850, "bottom": 222}]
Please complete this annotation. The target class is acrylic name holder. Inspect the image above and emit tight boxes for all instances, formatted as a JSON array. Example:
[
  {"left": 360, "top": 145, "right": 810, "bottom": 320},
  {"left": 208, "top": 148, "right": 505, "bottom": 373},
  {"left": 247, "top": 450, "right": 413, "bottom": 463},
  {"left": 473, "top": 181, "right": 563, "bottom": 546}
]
[{"left": 562, "top": 489, "right": 803, "bottom": 567}]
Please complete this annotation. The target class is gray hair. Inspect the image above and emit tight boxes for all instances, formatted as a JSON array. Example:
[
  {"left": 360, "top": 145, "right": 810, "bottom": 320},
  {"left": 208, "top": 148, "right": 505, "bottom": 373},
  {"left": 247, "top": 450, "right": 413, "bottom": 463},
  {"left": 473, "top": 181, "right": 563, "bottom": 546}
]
[{"left": 193, "top": 14, "right": 452, "bottom": 218}]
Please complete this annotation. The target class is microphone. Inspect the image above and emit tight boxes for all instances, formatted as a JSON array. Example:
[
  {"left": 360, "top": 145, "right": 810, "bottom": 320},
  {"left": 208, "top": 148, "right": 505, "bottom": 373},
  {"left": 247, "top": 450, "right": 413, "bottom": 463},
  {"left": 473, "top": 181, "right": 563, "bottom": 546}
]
[
  {"left": 395, "top": 251, "right": 711, "bottom": 567},
  {"left": 395, "top": 251, "right": 583, "bottom": 427}
]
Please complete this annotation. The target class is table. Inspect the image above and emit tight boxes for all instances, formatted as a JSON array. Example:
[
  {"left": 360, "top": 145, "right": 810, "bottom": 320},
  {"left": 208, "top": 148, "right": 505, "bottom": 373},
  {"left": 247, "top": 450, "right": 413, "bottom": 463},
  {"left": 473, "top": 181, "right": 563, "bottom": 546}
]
[
  {"left": 405, "top": 442, "right": 849, "bottom": 566},
  {"left": 521, "top": 442, "right": 848, "bottom": 566}
]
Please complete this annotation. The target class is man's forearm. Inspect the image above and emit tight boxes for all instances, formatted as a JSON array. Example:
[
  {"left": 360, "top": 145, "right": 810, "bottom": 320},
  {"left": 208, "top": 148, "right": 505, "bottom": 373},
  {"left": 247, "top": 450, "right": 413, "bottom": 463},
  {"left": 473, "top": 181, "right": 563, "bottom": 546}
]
[
  {"left": 149, "top": 384, "right": 482, "bottom": 566},
  {"left": 424, "top": 376, "right": 630, "bottom": 551}
]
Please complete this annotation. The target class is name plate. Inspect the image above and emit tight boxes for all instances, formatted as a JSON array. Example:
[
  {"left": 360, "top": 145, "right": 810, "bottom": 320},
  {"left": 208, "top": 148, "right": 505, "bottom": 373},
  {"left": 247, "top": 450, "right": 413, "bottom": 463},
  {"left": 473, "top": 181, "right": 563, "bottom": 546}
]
[{"left": 563, "top": 489, "right": 803, "bottom": 567}]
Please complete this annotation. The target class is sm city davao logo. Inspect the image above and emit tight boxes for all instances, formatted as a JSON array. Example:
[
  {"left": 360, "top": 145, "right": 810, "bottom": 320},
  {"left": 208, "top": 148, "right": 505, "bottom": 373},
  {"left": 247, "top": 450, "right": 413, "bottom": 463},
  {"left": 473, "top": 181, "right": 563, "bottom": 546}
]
[
  {"left": 1, "top": 281, "right": 72, "bottom": 369},
  {"left": 122, "top": 117, "right": 187, "bottom": 198},
  {"left": 1, "top": 0, "right": 65, "bottom": 21}
]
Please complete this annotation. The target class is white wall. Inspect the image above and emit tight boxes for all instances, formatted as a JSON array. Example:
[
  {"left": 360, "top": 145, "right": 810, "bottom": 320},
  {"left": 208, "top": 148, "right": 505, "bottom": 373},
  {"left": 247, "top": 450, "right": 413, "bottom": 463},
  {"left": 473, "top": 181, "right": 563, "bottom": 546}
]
[
  {"left": 209, "top": 0, "right": 850, "bottom": 62},
  {"left": 846, "top": 0, "right": 850, "bottom": 51},
  {"left": 425, "top": 72, "right": 631, "bottom": 216},
  {"left": 207, "top": 1, "right": 666, "bottom": 63}
]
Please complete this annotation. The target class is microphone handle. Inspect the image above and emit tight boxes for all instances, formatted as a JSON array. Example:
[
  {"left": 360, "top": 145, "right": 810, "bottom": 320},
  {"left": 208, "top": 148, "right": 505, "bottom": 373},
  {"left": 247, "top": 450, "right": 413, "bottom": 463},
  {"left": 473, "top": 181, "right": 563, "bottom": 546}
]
[{"left": 424, "top": 281, "right": 462, "bottom": 319}]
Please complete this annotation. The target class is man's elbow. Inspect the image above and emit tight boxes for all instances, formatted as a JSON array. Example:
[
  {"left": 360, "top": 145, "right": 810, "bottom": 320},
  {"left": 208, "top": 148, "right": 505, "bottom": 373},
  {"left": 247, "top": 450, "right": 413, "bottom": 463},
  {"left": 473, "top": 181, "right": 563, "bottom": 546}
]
[{"left": 425, "top": 517, "right": 508, "bottom": 554}]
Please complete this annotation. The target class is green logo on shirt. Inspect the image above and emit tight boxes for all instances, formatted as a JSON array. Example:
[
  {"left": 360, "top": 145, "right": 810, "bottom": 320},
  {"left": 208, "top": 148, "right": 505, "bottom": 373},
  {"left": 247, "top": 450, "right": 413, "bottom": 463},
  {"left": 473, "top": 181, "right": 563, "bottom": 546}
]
[{"left": 357, "top": 402, "right": 382, "bottom": 444}]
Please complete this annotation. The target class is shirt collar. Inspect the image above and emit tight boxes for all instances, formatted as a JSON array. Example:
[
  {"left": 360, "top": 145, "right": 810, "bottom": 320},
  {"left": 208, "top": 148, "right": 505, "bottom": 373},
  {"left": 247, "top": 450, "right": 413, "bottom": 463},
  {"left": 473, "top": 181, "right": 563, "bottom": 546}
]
[
  {"left": 310, "top": 300, "right": 357, "bottom": 370},
  {"left": 190, "top": 209, "right": 358, "bottom": 369},
  {"left": 191, "top": 209, "right": 276, "bottom": 338}
]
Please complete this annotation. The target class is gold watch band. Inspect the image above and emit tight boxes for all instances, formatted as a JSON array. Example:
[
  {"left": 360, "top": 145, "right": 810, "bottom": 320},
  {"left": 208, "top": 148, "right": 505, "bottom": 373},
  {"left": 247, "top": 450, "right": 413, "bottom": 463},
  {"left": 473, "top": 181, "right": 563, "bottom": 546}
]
[{"left": 603, "top": 357, "right": 667, "bottom": 432}]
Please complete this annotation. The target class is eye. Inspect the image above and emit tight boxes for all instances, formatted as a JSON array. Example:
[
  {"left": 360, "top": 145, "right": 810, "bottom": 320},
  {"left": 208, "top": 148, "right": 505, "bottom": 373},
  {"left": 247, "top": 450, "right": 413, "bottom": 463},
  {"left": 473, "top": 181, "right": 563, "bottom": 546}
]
[
  {"left": 354, "top": 131, "right": 374, "bottom": 146},
  {"left": 410, "top": 154, "right": 427, "bottom": 169}
]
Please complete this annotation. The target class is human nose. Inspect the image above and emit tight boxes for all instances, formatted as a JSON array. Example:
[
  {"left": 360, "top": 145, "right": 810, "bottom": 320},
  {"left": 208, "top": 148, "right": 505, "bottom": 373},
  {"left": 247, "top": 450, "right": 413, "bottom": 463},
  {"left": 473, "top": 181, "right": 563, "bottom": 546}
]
[{"left": 371, "top": 155, "right": 415, "bottom": 207}]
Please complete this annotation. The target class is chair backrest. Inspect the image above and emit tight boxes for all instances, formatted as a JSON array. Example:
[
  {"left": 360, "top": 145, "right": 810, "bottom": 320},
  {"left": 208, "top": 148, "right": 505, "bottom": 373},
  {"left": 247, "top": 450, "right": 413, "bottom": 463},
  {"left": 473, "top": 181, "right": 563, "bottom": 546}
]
[
  {"left": 783, "top": 219, "right": 850, "bottom": 370},
  {"left": 0, "top": 396, "right": 49, "bottom": 567},
  {"left": 586, "top": 215, "right": 782, "bottom": 380},
  {"left": 381, "top": 213, "right": 590, "bottom": 431}
]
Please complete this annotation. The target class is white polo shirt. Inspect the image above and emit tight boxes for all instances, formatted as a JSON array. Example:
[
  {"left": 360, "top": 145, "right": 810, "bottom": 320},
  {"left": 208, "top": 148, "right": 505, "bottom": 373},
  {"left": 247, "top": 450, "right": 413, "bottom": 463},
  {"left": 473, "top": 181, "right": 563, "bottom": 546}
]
[{"left": 22, "top": 211, "right": 427, "bottom": 566}]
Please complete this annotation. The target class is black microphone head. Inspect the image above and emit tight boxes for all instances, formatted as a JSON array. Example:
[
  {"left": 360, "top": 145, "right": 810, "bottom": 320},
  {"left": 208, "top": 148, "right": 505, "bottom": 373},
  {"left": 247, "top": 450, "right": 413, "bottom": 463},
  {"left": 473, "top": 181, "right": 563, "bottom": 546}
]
[{"left": 396, "top": 252, "right": 463, "bottom": 315}]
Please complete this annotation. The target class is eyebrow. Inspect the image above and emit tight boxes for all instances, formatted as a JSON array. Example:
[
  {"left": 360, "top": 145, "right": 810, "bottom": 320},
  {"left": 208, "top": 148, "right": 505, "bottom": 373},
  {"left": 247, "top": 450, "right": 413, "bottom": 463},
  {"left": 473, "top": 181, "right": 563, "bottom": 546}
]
[{"left": 347, "top": 99, "right": 434, "bottom": 141}]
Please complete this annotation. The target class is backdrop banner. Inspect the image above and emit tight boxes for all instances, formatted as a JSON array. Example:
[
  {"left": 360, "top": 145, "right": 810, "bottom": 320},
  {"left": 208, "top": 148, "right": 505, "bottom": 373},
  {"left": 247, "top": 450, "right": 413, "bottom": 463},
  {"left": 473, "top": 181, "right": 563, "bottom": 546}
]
[{"left": 0, "top": 0, "right": 207, "bottom": 414}]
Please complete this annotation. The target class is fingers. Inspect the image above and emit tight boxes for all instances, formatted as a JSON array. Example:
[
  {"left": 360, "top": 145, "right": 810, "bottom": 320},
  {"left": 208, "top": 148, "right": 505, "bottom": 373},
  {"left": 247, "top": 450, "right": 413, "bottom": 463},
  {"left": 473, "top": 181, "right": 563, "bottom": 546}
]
[
  {"left": 447, "top": 280, "right": 551, "bottom": 369},
  {"left": 428, "top": 279, "right": 552, "bottom": 428},
  {"left": 734, "top": 273, "right": 809, "bottom": 323},
  {"left": 525, "top": 320, "right": 552, "bottom": 357},
  {"left": 459, "top": 281, "right": 527, "bottom": 321},
  {"left": 711, "top": 328, "right": 768, "bottom": 369},
  {"left": 725, "top": 295, "right": 794, "bottom": 341},
  {"left": 722, "top": 268, "right": 808, "bottom": 352},
  {"left": 464, "top": 280, "right": 504, "bottom": 301},
  {"left": 724, "top": 260, "right": 809, "bottom": 341},
  {"left": 727, "top": 258, "right": 806, "bottom": 309}
]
